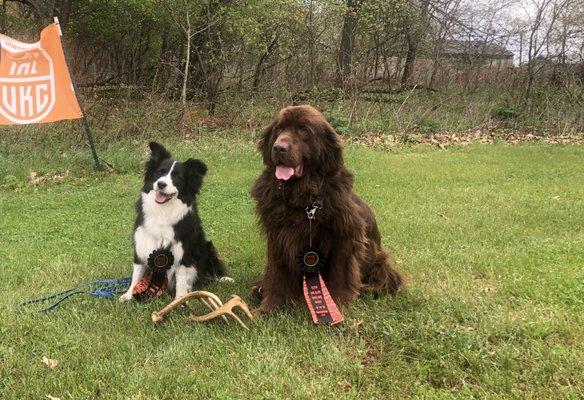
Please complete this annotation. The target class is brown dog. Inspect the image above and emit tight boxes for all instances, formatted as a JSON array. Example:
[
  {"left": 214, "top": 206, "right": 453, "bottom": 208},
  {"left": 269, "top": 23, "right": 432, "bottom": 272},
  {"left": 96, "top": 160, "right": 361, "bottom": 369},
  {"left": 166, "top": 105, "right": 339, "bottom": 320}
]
[{"left": 251, "top": 105, "right": 403, "bottom": 313}]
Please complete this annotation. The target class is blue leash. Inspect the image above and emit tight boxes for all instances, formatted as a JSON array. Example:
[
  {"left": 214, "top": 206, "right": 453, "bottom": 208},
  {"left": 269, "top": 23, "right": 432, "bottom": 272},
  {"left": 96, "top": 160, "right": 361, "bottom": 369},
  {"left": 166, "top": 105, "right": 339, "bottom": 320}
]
[{"left": 17, "top": 277, "right": 131, "bottom": 314}]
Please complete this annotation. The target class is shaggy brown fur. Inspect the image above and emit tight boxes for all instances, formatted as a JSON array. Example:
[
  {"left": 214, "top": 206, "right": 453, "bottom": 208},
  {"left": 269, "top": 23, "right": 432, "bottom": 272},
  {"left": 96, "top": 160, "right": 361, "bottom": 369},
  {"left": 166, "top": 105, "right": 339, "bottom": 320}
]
[{"left": 251, "top": 105, "right": 403, "bottom": 313}]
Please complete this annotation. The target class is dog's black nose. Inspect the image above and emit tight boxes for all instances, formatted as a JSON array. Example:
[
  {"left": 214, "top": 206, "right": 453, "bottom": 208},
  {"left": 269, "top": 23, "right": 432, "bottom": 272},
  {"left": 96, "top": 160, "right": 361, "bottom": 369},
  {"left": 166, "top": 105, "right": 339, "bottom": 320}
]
[
  {"left": 157, "top": 181, "right": 167, "bottom": 189},
  {"left": 273, "top": 142, "right": 288, "bottom": 153}
]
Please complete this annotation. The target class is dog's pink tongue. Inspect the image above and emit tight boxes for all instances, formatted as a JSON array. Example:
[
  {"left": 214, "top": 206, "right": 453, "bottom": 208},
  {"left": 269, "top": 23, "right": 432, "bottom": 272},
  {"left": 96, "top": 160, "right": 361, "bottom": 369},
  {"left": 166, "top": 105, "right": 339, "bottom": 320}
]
[
  {"left": 275, "top": 165, "right": 294, "bottom": 181},
  {"left": 155, "top": 192, "right": 168, "bottom": 204}
]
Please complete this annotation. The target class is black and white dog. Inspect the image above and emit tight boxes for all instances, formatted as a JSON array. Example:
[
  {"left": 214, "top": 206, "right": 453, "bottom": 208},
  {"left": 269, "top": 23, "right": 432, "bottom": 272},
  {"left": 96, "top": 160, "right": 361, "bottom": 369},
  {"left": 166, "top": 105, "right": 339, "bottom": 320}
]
[{"left": 120, "top": 142, "right": 231, "bottom": 301}]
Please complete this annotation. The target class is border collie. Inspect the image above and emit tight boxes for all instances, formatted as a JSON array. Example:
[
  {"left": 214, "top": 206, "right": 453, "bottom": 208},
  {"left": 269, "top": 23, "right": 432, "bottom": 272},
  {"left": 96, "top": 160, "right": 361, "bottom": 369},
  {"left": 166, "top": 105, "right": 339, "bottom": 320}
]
[{"left": 120, "top": 142, "right": 231, "bottom": 301}]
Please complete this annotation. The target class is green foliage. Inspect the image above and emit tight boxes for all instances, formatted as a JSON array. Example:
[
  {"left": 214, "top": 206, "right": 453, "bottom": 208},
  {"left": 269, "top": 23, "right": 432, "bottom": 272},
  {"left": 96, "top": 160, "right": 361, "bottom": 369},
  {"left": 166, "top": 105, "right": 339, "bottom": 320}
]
[
  {"left": 1, "top": 174, "right": 25, "bottom": 191},
  {"left": 324, "top": 111, "right": 351, "bottom": 134},
  {"left": 417, "top": 116, "right": 440, "bottom": 133},
  {"left": 1, "top": 0, "right": 581, "bottom": 125},
  {"left": 67, "top": 0, "right": 159, "bottom": 43},
  {"left": 492, "top": 104, "right": 519, "bottom": 120}
]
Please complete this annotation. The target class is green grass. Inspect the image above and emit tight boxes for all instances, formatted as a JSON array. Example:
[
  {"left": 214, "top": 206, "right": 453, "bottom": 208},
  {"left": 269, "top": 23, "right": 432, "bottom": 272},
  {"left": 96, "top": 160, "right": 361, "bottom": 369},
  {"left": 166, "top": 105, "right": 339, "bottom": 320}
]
[{"left": 1, "top": 138, "right": 584, "bottom": 399}]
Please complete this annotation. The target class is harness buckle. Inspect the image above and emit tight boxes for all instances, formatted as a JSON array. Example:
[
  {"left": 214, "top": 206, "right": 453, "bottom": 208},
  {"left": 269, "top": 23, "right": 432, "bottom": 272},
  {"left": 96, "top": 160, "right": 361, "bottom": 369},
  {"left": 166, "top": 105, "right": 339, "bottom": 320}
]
[{"left": 305, "top": 200, "right": 323, "bottom": 220}]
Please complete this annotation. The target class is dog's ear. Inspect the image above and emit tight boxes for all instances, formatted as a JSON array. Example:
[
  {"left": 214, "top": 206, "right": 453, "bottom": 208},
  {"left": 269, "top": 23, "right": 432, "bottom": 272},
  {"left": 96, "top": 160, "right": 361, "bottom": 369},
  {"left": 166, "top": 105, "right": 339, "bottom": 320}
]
[
  {"left": 148, "top": 142, "right": 171, "bottom": 164},
  {"left": 184, "top": 158, "right": 207, "bottom": 177},
  {"left": 184, "top": 158, "right": 207, "bottom": 195},
  {"left": 148, "top": 142, "right": 171, "bottom": 168},
  {"left": 146, "top": 142, "right": 171, "bottom": 177},
  {"left": 319, "top": 118, "right": 344, "bottom": 175},
  {"left": 257, "top": 119, "right": 276, "bottom": 165}
]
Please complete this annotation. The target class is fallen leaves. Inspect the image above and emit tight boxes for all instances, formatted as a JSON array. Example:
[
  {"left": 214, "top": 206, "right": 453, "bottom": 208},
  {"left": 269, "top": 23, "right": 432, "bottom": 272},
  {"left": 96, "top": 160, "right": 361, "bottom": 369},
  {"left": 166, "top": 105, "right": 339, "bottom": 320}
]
[
  {"left": 349, "top": 319, "right": 363, "bottom": 335},
  {"left": 28, "top": 171, "right": 44, "bottom": 185},
  {"left": 337, "top": 380, "right": 352, "bottom": 390},
  {"left": 351, "top": 122, "right": 584, "bottom": 149},
  {"left": 42, "top": 357, "right": 60, "bottom": 399},
  {"left": 41, "top": 356, "right": 59, "bottom": 370},
  {"left": 28, "top": 171, "right": 69, "bottom": 186}
]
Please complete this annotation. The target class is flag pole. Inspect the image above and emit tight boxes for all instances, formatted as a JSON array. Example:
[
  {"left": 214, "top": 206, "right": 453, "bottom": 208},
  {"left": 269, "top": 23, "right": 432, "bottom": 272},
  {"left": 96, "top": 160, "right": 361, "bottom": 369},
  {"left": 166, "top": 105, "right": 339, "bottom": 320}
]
[{"left": 54, "top": 17, "right": 103, "bottom": 171}]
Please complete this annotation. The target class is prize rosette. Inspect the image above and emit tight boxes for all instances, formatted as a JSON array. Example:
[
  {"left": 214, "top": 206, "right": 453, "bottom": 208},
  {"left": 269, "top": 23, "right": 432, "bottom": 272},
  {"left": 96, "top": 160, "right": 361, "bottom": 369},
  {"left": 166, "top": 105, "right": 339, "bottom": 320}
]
[
  {"left": 297, "top": 246, "right": 344, "bottom": 325},
  {"left": 132, "top": 248, "right": 174, "bottom": 301}
]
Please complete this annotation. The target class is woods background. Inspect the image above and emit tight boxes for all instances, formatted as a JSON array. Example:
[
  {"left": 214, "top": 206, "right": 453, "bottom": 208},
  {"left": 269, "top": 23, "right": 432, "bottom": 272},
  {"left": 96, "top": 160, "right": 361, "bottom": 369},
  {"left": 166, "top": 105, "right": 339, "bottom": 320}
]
[{"left": 1, "top": 0, "right": 583, "bottom": 142}]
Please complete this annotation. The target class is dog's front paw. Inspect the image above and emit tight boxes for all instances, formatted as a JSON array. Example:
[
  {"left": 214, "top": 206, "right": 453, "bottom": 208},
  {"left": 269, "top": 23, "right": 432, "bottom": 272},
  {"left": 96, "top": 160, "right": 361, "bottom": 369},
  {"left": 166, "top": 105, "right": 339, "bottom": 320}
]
[
  {"left": 217, "top": 276, "right": 234, "bottom": 283},
  {"left": 119, "top": 291, "right": 134, "bottom": 302},
  {"left": 251, "top": 284, "right": 263, "bottom": 302}
]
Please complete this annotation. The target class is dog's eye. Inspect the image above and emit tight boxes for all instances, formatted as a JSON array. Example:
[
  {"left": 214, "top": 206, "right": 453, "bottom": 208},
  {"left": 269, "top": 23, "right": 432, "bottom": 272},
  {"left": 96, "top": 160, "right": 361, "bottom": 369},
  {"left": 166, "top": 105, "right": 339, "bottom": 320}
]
[{"left": 158, "top": 169, "right": 167, "bottom": 174}]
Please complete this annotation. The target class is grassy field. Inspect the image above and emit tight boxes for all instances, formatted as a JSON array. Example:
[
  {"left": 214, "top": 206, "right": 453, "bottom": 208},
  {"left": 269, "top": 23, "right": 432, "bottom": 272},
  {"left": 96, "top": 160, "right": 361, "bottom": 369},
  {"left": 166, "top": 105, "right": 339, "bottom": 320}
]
[{"left": 1, "top": 138, "right": 584, "bottom": 399}]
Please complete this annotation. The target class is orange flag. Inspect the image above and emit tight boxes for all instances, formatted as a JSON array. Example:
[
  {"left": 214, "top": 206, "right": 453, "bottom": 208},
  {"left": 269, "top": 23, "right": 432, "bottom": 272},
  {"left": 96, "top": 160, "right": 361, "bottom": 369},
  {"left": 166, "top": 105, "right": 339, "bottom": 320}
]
[{"left": 0, "top": 22, "right": 82, "bottom": 125}]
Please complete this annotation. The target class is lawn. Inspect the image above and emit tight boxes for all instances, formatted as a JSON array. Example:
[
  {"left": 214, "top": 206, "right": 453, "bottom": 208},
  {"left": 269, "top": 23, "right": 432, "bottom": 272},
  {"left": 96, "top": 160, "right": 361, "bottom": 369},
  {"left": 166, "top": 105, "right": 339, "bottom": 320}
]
[{"left": 1, "top": 139, "right": 583, "bottom": 399}]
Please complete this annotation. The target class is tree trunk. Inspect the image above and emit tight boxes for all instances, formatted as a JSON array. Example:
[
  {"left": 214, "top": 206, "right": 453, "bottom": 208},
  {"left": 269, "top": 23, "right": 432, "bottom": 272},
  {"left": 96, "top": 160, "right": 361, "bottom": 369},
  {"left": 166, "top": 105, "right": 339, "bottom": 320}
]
[
  {"left": 401, "top": 0, "right": 430, "bottom": 87},
  {"left": 252, "top": 34, "right": 279, "bottom": 93},
  {"left": 429, "top": 56, "right": 440, "bottom": 88},
  {"left": 335, "top": 0, "right": 359, "bottom": 87},
  {"left": 188, "top": 0, "right": 232, "bottom": 114},
  {"left": 307, "top": 0, "right": 316, "bottom": 86},
  {"left": 519, "top": 31, "right": 523, "bottom": 65},
  {"left": 373, "top": 37, "right": 380, "bottom": 79},
  {"left": 525, "top": 63, "right": 535, "bottom": 100},
  {"left": 181, "top": 8, "right": 191, "bottom": 107},
  {"left": 401, "top": 27, "right": 417, "bottom": 87}
]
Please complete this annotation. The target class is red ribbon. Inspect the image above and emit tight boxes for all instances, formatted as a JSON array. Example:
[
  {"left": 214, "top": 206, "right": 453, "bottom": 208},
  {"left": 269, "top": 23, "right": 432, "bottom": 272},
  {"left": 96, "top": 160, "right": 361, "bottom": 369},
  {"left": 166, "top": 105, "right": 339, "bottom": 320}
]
[
  {"left": 302, "top": 272, "right": 344, "bottom": 325},
  {"left": 132, "top": 274, "right": 167, "bottom": 302}
]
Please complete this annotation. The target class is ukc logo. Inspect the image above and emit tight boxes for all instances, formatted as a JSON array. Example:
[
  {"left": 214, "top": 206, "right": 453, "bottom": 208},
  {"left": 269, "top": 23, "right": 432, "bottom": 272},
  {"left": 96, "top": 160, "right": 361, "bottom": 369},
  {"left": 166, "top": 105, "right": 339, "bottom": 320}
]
[{"left": 0, "top": 44, "right": 56, "bottom": 124}]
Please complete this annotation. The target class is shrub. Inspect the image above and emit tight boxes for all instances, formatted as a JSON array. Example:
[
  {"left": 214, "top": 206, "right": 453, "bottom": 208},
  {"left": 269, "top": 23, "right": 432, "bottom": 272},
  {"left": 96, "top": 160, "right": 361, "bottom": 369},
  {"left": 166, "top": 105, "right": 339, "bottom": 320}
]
[
  {"left": 325, "top": 112, "right": 350, "bottom": 135},
  {"left": 418, "top": 116, "right": 440, "bottom": 134},
  {"left": 491, "top": 104, "right": 519, "bottom": 120},
  {"left": 1, "top": 175, "right": 25, "bottom": 191}
]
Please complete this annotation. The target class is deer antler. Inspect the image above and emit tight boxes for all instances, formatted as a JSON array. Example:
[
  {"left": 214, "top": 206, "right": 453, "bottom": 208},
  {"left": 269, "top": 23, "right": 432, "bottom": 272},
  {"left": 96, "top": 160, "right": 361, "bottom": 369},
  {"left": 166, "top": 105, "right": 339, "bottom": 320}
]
[
  {"left": 189, "top": 295, "right": 254, "bottom": 330},
  {"left": 151, "top": 291, "right": 224, "bottom": 323},
  {"left": 151, "top": 292, "right": 254, "bottom": 329}
]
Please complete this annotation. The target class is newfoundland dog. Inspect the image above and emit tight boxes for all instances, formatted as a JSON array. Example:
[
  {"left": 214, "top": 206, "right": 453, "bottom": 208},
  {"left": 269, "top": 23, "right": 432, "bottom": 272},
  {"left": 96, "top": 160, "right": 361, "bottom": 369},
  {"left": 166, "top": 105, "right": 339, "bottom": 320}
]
[{"left": 251, "top": 105, "right": 403, "bottom": 314}]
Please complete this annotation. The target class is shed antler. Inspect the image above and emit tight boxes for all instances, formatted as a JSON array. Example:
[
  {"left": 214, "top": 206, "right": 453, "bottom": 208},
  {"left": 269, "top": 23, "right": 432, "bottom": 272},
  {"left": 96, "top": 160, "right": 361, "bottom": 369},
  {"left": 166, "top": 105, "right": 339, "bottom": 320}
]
[
  {"left": 151, "top": 291, "right": 224, "bottom": 323},
  {"left": 151, "top": 291, "right": 254, "bottom": 329},
  {"left": 190, "top": 295, "right": 254, "bottom": 330}
]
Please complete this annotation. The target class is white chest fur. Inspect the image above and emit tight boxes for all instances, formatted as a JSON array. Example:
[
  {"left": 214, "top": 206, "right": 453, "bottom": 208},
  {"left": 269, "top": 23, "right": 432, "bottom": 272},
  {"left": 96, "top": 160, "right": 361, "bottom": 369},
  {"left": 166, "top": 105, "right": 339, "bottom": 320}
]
[{"left": 134, "top": 191, "right": 190, "bottom": 266}]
